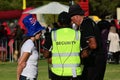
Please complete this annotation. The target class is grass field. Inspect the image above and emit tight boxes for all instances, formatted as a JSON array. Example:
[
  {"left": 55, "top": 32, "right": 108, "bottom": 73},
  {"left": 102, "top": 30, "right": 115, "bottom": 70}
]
[{"left": 0, "top": 60, "right": 120, "bottom": 80}]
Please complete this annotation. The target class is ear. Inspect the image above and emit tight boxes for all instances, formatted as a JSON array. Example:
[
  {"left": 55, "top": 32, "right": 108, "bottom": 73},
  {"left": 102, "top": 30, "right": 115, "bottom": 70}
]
[{"left": 57, "top": 22, "right": 61, "bottom": 26}]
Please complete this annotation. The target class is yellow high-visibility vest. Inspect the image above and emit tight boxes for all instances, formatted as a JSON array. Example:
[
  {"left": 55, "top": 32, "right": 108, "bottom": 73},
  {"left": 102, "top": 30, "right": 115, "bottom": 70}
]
[{"left": 51, "top": 28, "right": 82, "bottom": 77}]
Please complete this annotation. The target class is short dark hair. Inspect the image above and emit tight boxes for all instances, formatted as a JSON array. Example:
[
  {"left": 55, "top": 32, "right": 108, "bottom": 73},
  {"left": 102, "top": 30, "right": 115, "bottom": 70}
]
[{"left": 58, "top": 11, "right": 71, "bottom": 25}]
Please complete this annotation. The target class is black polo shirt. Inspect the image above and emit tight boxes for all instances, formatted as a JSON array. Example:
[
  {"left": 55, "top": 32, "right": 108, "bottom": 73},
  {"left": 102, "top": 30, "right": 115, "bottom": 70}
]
[{"left": 80, "top": 17, "right": 104, "bottom": 55}]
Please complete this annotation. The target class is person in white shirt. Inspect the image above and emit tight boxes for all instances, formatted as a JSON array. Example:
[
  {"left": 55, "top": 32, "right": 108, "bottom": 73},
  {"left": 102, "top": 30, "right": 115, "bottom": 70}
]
[
  {"left": 108, "top": 26, "right": 120, "bottom": 64},
  {"left": 17, "top": 14, "right": 45, "bottom": 80}
]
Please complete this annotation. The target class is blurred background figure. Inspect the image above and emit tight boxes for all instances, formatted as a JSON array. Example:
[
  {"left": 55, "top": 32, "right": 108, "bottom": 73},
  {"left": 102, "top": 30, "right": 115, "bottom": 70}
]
[
  {"left": 0, "top": 22, "right": 10, "bottom": 62},
  {"left": 108, "top": 26, "right": 120, "bottom": 64},
  {"left": 97, "top": 20, "right": 111, "bottom": 63}
]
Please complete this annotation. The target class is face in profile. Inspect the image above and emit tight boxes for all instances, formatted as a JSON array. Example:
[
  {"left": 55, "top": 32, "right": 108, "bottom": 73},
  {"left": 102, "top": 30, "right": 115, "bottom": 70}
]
[
  {"left": 35, "top": 31, "right": 42, "bottom": 40},
  {"left": 71, "top": 15, "right": 84, "bottom": 26}
]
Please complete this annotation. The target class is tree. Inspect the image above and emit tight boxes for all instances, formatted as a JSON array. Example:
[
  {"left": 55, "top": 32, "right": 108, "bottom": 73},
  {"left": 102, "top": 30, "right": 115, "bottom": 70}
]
[
  {"left": 0, "top": 0, "right": 44, "bottom": 10},
  {"left": 89, "top": 0, "right": 120, "bottom": 19},
  {"left": 0, "top": 0, "right": 22, "bottom": 10}
]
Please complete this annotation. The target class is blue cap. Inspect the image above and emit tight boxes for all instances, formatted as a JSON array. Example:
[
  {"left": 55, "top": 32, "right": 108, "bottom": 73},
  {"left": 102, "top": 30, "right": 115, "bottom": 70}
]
[{"left": 23, "top": 14, "right": 45, "bottom": 36}]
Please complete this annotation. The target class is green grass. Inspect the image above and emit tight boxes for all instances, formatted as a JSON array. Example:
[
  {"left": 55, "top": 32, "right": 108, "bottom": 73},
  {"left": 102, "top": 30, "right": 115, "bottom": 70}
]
[
  {"left": 104, "top": 64, "right": 120, "bottom": 80},
  {"left": 0, "top": 60, "right": 120, "bottom": 80}
]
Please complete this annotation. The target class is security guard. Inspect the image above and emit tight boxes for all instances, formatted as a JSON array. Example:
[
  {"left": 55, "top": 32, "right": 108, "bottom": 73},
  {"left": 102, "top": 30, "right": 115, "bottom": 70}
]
[{"left": 43, "top": 12, "right": 82, "bottom": 80}]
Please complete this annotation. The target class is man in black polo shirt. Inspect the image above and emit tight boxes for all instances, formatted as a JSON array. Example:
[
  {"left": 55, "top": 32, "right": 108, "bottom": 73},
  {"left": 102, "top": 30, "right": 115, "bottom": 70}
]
[{"left": 69, "top": 4, "right": 107, "bottom": 80}]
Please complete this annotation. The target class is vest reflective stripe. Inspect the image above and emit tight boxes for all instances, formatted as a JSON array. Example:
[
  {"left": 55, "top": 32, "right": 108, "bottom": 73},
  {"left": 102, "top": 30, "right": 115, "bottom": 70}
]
[
  {"left": 51, "top": 28, "right": 81, "bottom": 76},
  {"left": 53, "top": 31, "right": 57, "bottom": 41},
  {"left": 52, "top": 64, "right": 80, "bottom": 68},
  {"left": 52, "top": 52, "right": 79, "bottom": 57},
  {"left": 75, "top": 30, "right": 79, "bottom": 40},
  {"left": 53, "top": 30, "right": 80, "bottom": 41}
]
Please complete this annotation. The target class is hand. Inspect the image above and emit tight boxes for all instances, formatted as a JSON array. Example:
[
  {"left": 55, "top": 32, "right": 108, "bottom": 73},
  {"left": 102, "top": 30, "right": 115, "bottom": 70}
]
[
  {"left": 43, "top": 50, "right": 50, "bottom": 58},
  {"left": 47, "top": 58, "right": 52, "bottom": 64},
  {"left": 81, "top": 49, "right": 89, "bottom": 58}
]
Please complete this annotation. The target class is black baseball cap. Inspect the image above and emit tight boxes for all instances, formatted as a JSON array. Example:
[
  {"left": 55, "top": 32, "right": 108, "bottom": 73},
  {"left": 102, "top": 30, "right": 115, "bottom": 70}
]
[{"left": 69, "top": 4, "right": 85, "bottom": 17}]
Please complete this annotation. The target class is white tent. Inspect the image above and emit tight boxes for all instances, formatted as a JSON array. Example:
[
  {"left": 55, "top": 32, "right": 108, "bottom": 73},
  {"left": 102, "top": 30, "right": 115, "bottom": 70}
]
[{"left": 24, "top": 2, "right": 69, "bottom": 14}]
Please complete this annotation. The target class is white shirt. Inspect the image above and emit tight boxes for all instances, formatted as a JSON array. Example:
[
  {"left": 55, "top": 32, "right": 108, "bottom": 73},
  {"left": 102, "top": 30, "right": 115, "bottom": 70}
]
[
  {"left": 21, "top": 39, "right": 39, "bottom": 78},
  {"left": 108, "top": 32, "right": 120, "bottom": 53}
]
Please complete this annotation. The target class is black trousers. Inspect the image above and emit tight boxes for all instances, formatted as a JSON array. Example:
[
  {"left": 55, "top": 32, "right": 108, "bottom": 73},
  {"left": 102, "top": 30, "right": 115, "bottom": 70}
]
[
  {"left": 20, "top": 75, "right": 36, "bottom": 80},
  {"left": 81, "top": 54, "right": 107, "bottom": 80},
  {"left": 112, "top": 52, "right": 120, "bottom": 64}
]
